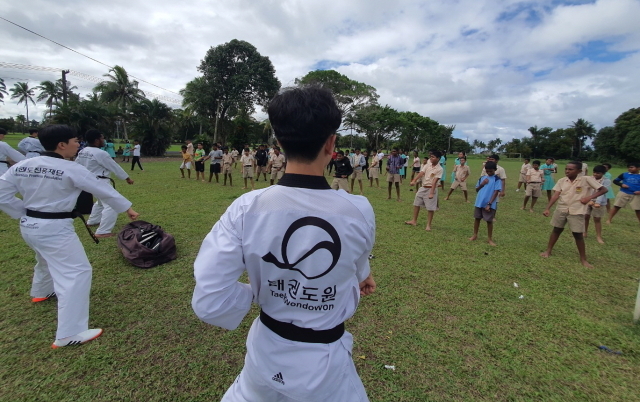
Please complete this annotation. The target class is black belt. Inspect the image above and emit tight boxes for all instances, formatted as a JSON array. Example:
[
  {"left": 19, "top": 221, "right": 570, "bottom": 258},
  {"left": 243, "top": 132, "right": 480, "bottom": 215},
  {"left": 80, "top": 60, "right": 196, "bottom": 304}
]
[
  {"left": 97, "top": 175, "right": 116, "bottom": 188},
  {"left": 25, "top": 209, "right": 100, "bottom": 244},
  {"left": 244, "top": 165, "right": 252, "bottom": 167},
  {"left": 259, "top": 310, "right": 344, "bottom": 344}
]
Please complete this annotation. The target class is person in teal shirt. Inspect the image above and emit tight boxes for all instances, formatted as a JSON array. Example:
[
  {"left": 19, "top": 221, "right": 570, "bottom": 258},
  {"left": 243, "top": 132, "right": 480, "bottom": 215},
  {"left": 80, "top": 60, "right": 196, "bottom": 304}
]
[
  {"left": 439, "top": 151, "right": 447, "bottom": 189},
  {"left": 105, "top": 139, "right": 116, "bottom": 159},
  {"left": 122, "top": 140, "right": 131, "bottom": 162},
  {"left": 541, "top": 157, "right": 556, "bottom": 201}
]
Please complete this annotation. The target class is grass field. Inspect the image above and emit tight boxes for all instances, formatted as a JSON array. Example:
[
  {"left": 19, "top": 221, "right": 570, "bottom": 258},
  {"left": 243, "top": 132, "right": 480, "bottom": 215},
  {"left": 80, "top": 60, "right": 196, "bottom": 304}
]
[{"left": 1, "top": 155, "right": 639, "bottom": 401}]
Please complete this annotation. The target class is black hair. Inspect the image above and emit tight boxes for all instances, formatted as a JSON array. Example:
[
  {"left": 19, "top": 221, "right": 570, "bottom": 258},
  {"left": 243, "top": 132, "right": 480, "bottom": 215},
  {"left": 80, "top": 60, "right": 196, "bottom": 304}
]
[
  {"left": 430, "top": 149, "right": 442, "bottom": 158},
  {"left": 355, "top": 148, "right": 360, "bottom": 151},
  {"left": 28, "top": 128, "right": 38, "bottom": 135},
  {"left": 0, "top": 128, "right": 6, "bottom": 135},
  {"left": 484, "top": 161, "right": 497, "bottom": 170},
  {"left": 460, "top": 156, "right": 466, "bottom": 160},
  {"left": 267, "top": 85, "right": 341, "bottom": 162},
  {"left": 628, "top": 162, "right": 639, "bottom": 168},
  {"left": 337, "top": 150, "right": 344, "bottom": 156},
  {"left": 524, "top": 158, "right": 530, "bottom": 162},
  {"left": 568, "top": 161, "right": 582, "bottom": 170},
  {"left": 84, "top": 129, "right": 102, "bottom": 145},
  {"left": 532, "top": 160, "right": 541, "bottom": 165},
  {"left": 593, "top": 165, "right": 607, "bottom": 174},
  {"left": 181, "top": 145, "right": 187, "bottom": 150},
  {"left": 602, "top": 163, "right": 612, "bottom": 169},
  {"left": 244, "top": 147, "right": 250, "bottom": 152},
  {"left": 490, "top": 154, "right": 500, "bottom": 161},
  {"left": 39, "top": 125, "right": 77, "bottom": 151}
]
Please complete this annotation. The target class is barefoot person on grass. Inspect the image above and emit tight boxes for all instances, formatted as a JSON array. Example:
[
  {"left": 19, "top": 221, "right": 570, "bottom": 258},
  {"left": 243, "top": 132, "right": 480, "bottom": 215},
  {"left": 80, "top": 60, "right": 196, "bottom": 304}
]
[
  {"left": 386, "top": 148, "right": 403, "bottom": 201},
  {"left": 405, "top": 150, "right": 442, "bottom": 231},
  {"left": 540, "top": 161, "right": 607, "bottom": 268},
  {"left": 584, "top": 165, "right": 610, "bottom": 244},
  {"left": 469, "top": 161, "right": 501, "bottom": 246}
]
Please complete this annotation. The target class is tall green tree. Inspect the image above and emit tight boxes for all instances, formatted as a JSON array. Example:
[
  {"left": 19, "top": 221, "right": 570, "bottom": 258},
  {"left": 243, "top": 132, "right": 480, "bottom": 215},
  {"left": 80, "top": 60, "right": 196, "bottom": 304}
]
[
  {"left": 36, "top": 80, "right": 60, "bottom": 118},
  {"left": 93, "top": 65, "right": 146, "bottom": 140},
  {"left": 569, "top": 118, "right": 596, "bottom": 159},
  {"left": 0, "top": 78, "right": 7, "bottom": 104},
  {"left": 347, "top": 104, "right": 401, "bottom": 151},
  {"left": 295, "top": 70, "right": 379, "bottom": 125},
  {"left": 131, "top": 98, "right": 174, "bottom": 156},
  {"left": 197, "top": 39, "right": 281, "bottom": 144},
  {"left": 10, "top": 82, "right": 36, "bottom": 123},
  {"left": 180, "top": 76, "right": 213, "bottom": 137},
  {"left": 614, "top": 107, "right": 640, "bottom": 163}
]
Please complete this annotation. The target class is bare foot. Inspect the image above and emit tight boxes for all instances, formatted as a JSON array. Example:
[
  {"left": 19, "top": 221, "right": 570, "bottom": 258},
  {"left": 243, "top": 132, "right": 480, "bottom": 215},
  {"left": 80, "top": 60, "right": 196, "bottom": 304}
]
[
  {"left": 529, "top": 209, "right": 534, "bottom": 213},
  {"left": 540, "top": 251, "right": 551, "bottom": 258},
  {"left": 397, "top": 199, "right": 402, "bottom": 202},
  {"left": 386, "top": 197, "right": 391, "bottom": 200},
  {"left": 469, "top": 235, "right": 477, "bottom": 241},
  {"left": 605, "top": 220, "right": 612, "bottom": 225},
  {"left": 520, "top": 207, "right": 525, "bottom": 210},
  {"left": 581, "top": 260, "right": 594, "bottom": 269},
  {"left": 242, "top": 187, "right": 247, "bottom": 189},
  {"left": 445, "top": 198, "right": 450, "bottom": 201},
  {"left": 597, "top": 237, "right": 605, "bottom": 244},
  {"left": 493, "top": 218, "right": 497, "bottom": 222},
  {"left": 404, "top": 221, "right": 417, "bottom": 226},
  {"left": 425, "top": 226, "right": 431, "bottom": 231},
  {"left": 466, "top": 201, "right": 470, "bottom": 203},
  {"left": 488, "top": 240, "right": 497, "bottom": 246}
]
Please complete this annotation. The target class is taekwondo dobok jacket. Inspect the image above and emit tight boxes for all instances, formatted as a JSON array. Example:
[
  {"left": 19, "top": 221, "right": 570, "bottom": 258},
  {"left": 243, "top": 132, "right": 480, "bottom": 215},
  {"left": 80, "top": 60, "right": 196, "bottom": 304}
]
[
  {"left": 17, "top": 137, "right": 46, "bottom": 159},
  {"left": 75, "top": 146, "right": 130, "bottom": 180},
  {"left": 0, "top": 141, "right": 25, "bottom": 175},
  {"left": 0, "top": 155, "right": 132, "bottom": 230}
]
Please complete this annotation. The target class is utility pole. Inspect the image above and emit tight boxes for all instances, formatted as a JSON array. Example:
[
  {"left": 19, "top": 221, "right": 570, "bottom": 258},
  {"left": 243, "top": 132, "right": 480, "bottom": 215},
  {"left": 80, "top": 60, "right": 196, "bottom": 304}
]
[{"left": 61, "top": 70, "right": 70, "bottom": 105}]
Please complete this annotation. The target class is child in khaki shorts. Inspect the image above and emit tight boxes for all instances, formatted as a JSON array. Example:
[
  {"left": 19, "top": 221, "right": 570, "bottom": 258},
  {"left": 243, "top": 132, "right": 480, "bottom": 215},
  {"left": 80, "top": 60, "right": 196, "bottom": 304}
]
[
  {"left": 445, "top": 157, "right": 470, "bottom": 202},
  {"left": 607, "top": 162, "right": 640, "bottom": 225},
  {"left": 240, "top": 148, "right": 255, "bottom": 190},
  {"left": 222, "top": 148, "right": 233, "bottom": 186},
  {"left": 541, "top": 161, "right": 607, "bottom": 268},
  {"left": 522, "top": 160, "right": 544, "bottom": 212},
  {"left": 584, "top": 165, "right": 610, "bottom": 244},
  {"left": 405, "top": 151, "right": 443, "bottom": 231}
]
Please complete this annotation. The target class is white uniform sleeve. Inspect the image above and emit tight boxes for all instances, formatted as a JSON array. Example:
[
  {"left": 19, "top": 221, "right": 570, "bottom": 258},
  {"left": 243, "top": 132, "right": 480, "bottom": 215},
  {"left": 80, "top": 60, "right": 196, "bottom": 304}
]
[
  {"left": 17, "top": 138, "right": 28, "bottom": 154},
  {"left": 192, "top": 213, "right": 253, "bottom": 330},
  {"left": 96, "top": 150, "right": 129, "bottom": 180},
  {"left": 0, "top": 173, "right": 26, "bottom": 219},
  {"left": 72, "top": 166, "right": 132, "bottom": 213},
  {"left": 0, "top": 142, "right": 25, "bottom": 163}
]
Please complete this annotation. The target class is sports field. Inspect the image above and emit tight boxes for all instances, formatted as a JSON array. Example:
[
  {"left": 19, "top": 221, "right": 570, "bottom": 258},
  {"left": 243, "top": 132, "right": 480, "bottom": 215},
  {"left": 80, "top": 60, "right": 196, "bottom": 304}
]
[{"left": 1, "top": 157, "right": 639, "bottom": 401}]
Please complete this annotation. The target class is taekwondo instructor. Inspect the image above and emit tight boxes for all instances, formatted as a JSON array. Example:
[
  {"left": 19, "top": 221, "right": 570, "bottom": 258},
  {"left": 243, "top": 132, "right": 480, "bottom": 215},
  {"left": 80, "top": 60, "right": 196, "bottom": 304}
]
[
  {"left": 0, "top": 125, "right": 139, "bottom": 348},
  {"left": 75, "top": 129, "right": 134, "bottom": 238},
  {"left": 192, "top": 86, "right": 376, "bottom": 402}
]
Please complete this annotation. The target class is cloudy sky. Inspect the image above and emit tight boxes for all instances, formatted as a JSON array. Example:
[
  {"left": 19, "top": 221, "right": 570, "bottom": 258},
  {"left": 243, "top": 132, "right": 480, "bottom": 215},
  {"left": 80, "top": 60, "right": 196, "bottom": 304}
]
[{"left": 1, "top": 0, "right": 639, "bottom": 143}]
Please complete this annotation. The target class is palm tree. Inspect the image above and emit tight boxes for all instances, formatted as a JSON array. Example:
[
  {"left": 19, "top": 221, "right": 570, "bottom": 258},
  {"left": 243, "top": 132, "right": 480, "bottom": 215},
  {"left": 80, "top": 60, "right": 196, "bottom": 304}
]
[
  {"left": 10, "top": 82, "right": 36, "bottom": 123},
  {"left": 16, "top": 114, "right": 27, "bottom": 134},
  {"left": 36, "top": 80, "right": 60, "bottom": 117},
  {"left": 570, "top": 118, "right": 596, "bottom": 159},
  {"left": 0, "top": 78, "right": 7, "bottom": 103},
  {"left": 93, "top": 65, "right": 145, "bottom": 140}
]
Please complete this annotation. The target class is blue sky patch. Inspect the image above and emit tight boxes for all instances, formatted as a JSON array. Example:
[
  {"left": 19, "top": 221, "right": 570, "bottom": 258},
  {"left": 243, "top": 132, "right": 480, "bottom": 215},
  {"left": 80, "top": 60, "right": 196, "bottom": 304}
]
[
  {"left": 311, "top": 60, "right": 350, "bottom": 71},
  {"left": 497, "top": 2, "right": 542, "bottom": 25},
  {"left": 566, "top": 40, "right": 634, "bottom": 63}
]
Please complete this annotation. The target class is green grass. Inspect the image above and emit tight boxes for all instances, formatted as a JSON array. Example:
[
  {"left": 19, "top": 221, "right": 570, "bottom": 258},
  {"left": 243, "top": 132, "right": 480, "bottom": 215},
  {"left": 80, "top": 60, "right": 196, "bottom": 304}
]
[{"left": 1, "top": 158, "right": 639, "bottom": 401}]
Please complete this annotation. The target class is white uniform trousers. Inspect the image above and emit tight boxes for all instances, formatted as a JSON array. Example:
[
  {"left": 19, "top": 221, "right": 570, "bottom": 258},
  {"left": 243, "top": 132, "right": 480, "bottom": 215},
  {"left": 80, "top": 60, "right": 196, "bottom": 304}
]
[
  {"left": 222, "top": 318, "right": 369, "bottom": 402},
  {"left": 86, "top": 180, "right": 118, "bottom": 234},
  {"left": 21, "top": 222, "right": 92, "bottom": 339}
]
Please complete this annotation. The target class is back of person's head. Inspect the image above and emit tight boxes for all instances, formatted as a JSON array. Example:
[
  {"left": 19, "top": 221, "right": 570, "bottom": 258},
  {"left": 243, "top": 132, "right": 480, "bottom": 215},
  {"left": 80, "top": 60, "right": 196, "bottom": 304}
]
[
  {"left": 84, "top": 129, "right": 102, "bottom": 145},
  {"left": 490, "top": 154, "right": 500, "bottom": 161},
  {"left": 603, "top": 163, "right": 612, "bottom": 169},
  {"left": 267, "top": 85, "right": 342, "bottom": 162},
  {"left": 484, "top": 161, "right": 497, "bottom": 170},
  {"left": 0, "top": 128, "right": 6, "bottom": 135},
  {"left": 569, "top": 161, "right": 582, "bottom": 170},
  {"left": 593, "top": 165, "right": 607, "bottom": 174},
  {"left": 28, "top": 128, "right": 39, "bottom": 135},
  {"left": 532, "top": 160, "right": 541, "bottom": 166},
  {"left": 525, "top": 158, "right": 530, "bottom": 162},
  {"left": 134, "top": 140, "right": 139, "bottom": 143},
  {"left": 181, "top": 145, "right": 187, "bottom": 151},
  {"left": 39, "top": 125, "right": 76, "bottom": 151},
  {"left": 430, "top": 149, "right": 442, "bottom": 158}
]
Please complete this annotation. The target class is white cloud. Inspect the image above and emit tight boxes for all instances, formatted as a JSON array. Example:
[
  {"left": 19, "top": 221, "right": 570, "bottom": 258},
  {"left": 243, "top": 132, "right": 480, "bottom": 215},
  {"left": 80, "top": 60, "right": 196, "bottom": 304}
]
[{"left": 0, "top": 0, "right": 638, "bottom": 144}]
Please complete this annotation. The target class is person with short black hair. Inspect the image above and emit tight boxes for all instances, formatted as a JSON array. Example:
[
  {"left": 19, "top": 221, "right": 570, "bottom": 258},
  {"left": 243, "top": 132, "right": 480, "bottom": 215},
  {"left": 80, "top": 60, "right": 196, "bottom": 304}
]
[
  {"left": 517, "top": 158, "right": 532, "bottom": 192},
  {"left": 267, "top": 146, "right": 286, "bottom": 185},
  {"left": 0, "top": 128, "right": 25, "bottom": 175},
  {"left": 386, "top": 148, "right": 404, "bottom": 201},
  {"left": 541, "top": 161, "right": 607, "bottom": 268},
  {"left": 469, "top": 161, "right": 502, "bottom": 246},
  {"left": 204, "top": 144, "right": 222, "bottom": 183},
  {"left": 406, "top": 150, "right": 443, "bottom": 231},
  {"left": 192, "top": 86, "right": 375, "bottom": 402},
  {"left": 254, "top": 144, "right": 268, "bottom": 181},
  {"left": 584, "top": 165, "right": 610, "bottom": 243},
  {"left": 18, "top": 128, "right": 45, "bottom": 158},
  {"left": 445, "top": 156, "right": 470, "bottom": 202},
  {"left": 522, "top": 160, "right": 544, "bottom": 212},
  {"left": 131, "top": 140, "right": 143, "bottom": 171},
  {"left": 75, "top": 129, "right": 134, "bottom": 238},
  {"left": 331, "top": 150, "right": 353, "bottom": 191},
  {"left": 607, "top": 162, "right": 640, "bottom": 225},
  {"left": 180, "top": 145, "right": 193, "bottom": 179},
  {"left": 0, "top": 124, "right": 139, "bottom": 348},
  {"left": 350, "top": 148, "right": 366, "bottom": 195}
]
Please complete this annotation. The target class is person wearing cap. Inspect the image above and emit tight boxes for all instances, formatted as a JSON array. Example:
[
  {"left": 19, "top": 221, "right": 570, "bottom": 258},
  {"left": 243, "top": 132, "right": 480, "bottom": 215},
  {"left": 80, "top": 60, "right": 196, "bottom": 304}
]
[{"left": 0, "top": 124, "right": 139, "bottom": 348}]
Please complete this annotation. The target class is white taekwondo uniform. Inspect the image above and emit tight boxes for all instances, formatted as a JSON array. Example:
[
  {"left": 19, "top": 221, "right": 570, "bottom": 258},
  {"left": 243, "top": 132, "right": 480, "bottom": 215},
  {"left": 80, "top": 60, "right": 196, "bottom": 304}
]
[
  {"left": 17, "top": 136, "right": 46, "bottom": 158},
  {"left": 75, "top": 146, "right": 131, "bottom": 235},
  {"left": 193, "top": 174, "right": 375, "bottom": 402},
  {"left": 0, "top": 141, "right": 25, "bottom": 175},
  {"left": 0, "top": 153, "right": 132, "bottom": 340}
]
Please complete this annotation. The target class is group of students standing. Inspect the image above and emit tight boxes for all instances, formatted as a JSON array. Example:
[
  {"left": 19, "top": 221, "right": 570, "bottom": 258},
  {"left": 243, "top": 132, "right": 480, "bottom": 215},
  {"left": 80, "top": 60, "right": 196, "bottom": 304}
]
[{"left": 179, "top": 141, "right": 287, "bottom": 190}]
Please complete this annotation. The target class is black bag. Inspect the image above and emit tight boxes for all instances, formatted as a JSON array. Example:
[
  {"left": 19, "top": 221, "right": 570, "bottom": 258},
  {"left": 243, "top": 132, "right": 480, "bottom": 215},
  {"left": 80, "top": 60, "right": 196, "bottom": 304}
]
[{"left": 117, "top": 220, "right": 177, "bottom": 268}]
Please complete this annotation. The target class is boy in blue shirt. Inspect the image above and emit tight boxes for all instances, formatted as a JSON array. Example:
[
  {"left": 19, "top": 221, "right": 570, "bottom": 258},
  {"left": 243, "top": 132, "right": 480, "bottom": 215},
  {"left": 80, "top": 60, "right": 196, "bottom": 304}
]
[
  {"left": 606, "top": 162, "right": 640, "bottom": 225},
  {"left": 470, "top": 161, "right": 502, "bottom": 246}
]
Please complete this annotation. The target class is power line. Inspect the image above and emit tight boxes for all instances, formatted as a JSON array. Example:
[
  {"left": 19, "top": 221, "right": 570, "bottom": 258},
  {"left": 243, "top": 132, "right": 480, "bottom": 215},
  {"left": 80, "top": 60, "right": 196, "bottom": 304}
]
[
  {"left": 0, "top": 16, "right": 182, "bottom": 97},
  {"left": 0, "top": 62, "right": 183, "bottom": 104}
]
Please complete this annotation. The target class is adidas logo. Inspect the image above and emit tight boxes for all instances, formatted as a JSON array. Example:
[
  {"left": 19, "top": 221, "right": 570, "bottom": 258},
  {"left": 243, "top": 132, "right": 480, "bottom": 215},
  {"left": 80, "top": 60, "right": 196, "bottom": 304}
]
[{"left": 271, "top": 372, "right": 285, "bottom": 385}]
